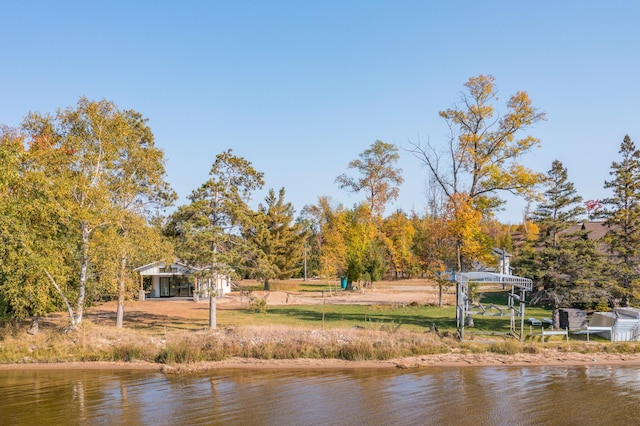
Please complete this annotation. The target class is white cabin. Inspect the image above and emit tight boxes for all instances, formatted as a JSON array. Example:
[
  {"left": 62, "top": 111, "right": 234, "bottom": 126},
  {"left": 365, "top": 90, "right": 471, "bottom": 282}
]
[{"left": 134, "top": 261, "right": 232, "bottom": 300}]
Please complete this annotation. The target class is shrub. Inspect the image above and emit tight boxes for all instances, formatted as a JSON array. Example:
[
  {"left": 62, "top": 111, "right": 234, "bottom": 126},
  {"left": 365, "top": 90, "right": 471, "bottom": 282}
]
[{"left": 248, "top": 297, "right": 268, "bottom": 314}]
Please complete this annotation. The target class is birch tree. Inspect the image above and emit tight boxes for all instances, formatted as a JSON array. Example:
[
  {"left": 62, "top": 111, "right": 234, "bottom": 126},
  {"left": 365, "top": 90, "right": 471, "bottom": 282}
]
[
  {"left": 336, "top": 140, "right": 404, "bottom": 217},
  {"left": 22, "top": 98, "right": 170, "bottom": 329}
]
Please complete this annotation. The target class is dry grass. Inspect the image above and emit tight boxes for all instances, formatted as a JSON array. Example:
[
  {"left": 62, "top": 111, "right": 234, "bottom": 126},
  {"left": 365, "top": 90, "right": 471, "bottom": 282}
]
[
  {"left": 0, "top": 320, "right": 453, "bottom": 364},
  {"left": 4, "top": 319, "right": 640, "bottom": 366}
]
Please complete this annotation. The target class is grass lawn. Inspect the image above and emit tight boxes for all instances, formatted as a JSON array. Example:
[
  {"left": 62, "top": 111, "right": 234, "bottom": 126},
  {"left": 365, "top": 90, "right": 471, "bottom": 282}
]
[{"left": 212, "top": 289, "right": 553, "bottom": 336}]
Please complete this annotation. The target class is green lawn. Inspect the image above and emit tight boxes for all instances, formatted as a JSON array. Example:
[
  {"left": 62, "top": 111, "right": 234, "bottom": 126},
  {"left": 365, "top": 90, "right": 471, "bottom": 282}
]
[{"left": 215, "top": 289, "right": 552, "bottom": 336}]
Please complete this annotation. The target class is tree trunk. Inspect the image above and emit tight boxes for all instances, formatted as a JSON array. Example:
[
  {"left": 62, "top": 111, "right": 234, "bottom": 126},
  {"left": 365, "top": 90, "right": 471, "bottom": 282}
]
[
  {"left": 622, "top": 293, "right": 630, "bottom": 307},
  {"left": 115, "top": 254, "right": 127, "bottom": 328},
  {"left": 45, "top": 269, "right": 75, "bottom": 327},
  {"left": 552, "top": 305, "right": 560, "bottom": 329},
  {"left": 438, "top": 282, "right": 443, "bottom": 308},
  {"left": 74, "top": 222, "right": 91, "bottom": 328},
  {"left": 209, "top": 294, "right": 217, "bottom": 330},
  {"left": 264, "top": 279, "right": 270, "bottom": 291},
  {"left": 466, "top": 313, "right": 474, "bottom": 327},
  {"left": 28, "top": 316, "right": 39, "bottom": 335}
]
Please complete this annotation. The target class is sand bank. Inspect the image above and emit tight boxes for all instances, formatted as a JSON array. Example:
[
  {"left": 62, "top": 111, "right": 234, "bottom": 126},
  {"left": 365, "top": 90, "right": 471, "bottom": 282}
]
[{"left": 3, "top": 350, "right": 640, "bottom": 373}]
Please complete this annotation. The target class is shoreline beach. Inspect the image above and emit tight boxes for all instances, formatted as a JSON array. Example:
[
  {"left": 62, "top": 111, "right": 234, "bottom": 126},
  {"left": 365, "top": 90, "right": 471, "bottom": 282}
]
[{"left": 3, "top": 350, "right": 640, "bottom": 373}]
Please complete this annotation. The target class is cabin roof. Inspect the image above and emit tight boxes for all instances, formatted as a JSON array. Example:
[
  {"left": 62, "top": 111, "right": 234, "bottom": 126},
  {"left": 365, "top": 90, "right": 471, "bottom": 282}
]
[{"left": 133, "top": 260, "right": 197, "bottom": 273}]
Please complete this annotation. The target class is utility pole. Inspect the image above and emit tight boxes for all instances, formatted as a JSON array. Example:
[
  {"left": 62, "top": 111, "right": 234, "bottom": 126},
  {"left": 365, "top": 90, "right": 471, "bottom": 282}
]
[{"left": 303, "top": 244, "right": 307, "bottom": 281}]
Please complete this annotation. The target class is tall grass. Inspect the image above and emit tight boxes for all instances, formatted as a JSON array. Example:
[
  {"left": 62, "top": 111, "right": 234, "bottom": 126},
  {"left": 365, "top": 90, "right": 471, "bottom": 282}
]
[
  {"left": 0, "top": 322, "right": 452, "bottom": 364},
  {"left": 4, "top": 316, "right": 639, "bottom": 366}
]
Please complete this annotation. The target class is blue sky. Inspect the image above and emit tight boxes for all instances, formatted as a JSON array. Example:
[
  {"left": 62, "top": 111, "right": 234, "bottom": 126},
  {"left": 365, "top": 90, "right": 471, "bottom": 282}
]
[{"left": 2, "top": 1, "right": 639, "bottom": 223}]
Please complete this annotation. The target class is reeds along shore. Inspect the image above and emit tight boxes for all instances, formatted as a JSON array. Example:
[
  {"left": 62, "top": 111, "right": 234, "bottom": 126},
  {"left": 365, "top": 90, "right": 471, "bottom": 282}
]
[{"left": 3, "top": 320, "right": 640, "bottom": 367}]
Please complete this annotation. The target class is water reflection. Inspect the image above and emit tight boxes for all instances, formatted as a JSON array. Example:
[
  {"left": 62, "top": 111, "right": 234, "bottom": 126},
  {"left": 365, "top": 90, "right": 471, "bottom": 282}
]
[{"left": 1, "top": 365, "right": 639, "bottom": 425}]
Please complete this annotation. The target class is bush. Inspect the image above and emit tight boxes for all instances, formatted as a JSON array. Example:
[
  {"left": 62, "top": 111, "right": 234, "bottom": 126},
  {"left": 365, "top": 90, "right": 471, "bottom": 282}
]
[{"left": 248, "top": 297, "right": 268, "bottom": 314}]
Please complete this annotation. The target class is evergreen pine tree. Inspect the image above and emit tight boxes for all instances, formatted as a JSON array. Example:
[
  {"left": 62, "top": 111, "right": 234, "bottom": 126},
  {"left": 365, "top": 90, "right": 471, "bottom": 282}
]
[
  {"left": 518, "top": 160, "right": 607, "bottom": 327},
  {"left": 166, "top": 149, "right": 264, "bottom": 328},
  {"left": 243, "top": 188, "right": 307, "bottom": 291},
  {"left": 531, "top": 160, "right": 585, "bottom": 247},
  {"left": 601, "top": 135, "right": 640, "bottom": 306}
]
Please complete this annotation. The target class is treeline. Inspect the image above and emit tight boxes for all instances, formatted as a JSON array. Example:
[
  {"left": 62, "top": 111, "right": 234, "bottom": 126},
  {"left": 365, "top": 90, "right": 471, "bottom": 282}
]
[
  {"left": 2, "top": 75, "right": 638, "bottom": 332},
  {"left": 515, "top": 136, "right": 640, "bottom": 326}
]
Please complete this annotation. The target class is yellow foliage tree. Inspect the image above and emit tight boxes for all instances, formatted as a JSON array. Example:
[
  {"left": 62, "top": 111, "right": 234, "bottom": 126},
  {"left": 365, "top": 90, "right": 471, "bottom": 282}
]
[
  {"left": 446, "top": 193, "right": 493, "bottom": 271},
  {"left": 316, "top": 202, "right": 349, "bottom": 280},
  {"left": 409, "top": 75, "right": 545, "bottom": 271},
  {"left": 411, "top": 75, "right": 544, "bottom": 209},
  {"left": 412, "top": 213, "right": 455, "bottom": 306},
  {"left": 382, "top": 211, "right": 417, "bottom": 279}
]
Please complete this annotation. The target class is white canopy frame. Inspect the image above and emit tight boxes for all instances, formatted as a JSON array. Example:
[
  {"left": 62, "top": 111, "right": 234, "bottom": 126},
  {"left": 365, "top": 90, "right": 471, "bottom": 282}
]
[{"left": 452, "top": 271, "right": 533, "bottom": 341}]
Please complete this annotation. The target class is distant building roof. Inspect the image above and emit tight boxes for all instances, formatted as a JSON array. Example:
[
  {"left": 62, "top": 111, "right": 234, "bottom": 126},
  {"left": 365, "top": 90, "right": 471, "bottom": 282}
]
[{"left": 563, "top": 221, "right": 609, "bottom": 240}]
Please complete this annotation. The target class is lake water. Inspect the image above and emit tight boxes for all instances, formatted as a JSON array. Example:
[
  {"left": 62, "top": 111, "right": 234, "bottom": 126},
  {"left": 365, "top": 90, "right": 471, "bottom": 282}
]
[{"left": 1, "top": 365, "right": 639, "bottom": 425}]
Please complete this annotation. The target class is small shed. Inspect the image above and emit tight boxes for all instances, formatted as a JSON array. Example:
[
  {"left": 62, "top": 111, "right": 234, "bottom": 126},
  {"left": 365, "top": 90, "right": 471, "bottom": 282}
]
[
  {"left": 134, "top": 261, "right": 231, "bottom": 300},
  {"left": 588, "top": 308, "right": 640, "bottom": 342},
  {"left": 559, "top": 308, "right": 588, "bottom": 330}
]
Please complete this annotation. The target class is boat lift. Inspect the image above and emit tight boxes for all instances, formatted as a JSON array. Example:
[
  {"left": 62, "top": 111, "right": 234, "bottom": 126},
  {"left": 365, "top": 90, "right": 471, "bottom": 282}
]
[{"left": 451, "top": 271, "right": 533, "bottom": 341}]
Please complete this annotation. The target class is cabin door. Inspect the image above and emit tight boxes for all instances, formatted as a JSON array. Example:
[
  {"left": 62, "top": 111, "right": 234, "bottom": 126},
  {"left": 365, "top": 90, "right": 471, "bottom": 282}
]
[{"left": 160, "top": 277, "right": 170, "bottom": 297}]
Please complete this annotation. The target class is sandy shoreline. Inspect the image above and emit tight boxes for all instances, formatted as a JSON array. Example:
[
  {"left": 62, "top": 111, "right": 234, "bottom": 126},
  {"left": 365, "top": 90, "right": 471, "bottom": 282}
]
[{"left": 3, "top": 351, "right": 640, "bottom": 373}]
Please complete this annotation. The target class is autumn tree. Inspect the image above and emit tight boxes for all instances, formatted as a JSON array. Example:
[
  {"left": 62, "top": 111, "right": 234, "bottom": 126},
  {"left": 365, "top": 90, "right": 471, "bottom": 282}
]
[
  {"left": 21, "top": 98, "right": 170, "bottom": 329},
  {"left": 165, "top": 149, "right": 263, "bottom": 329},
  {"left": 601, "top": 135, "right": 640, "bottom": 306},
  {"left": 381, "top": 210, "right": 417, "bottom": 279},
  {"left": 410, "top": 75, "right": 545, "bottom": 211},
  {"left": 343, "top": 204, "right": 380, "bottom": 285},
  {"left": 0, "top": 126, "right": 63, "bottom": 331},
  {"left": 336, "top": 140, "right": 404, "bottom": 217},
  {"left": 411, "top": 212, "right": 456, "bottom": 306},
  {"left": 302, "top": 197, "right": 349, "bottom": 281},
  {"left": 305, "top": 198, "right": 385, "bottom": 287},
  {"left": 445, "top": 193, "right": 493, "bottom": 272},
  {"left": 94, "top": 109, "right": 174, "bottom": 328},
  {"left": 409, "top": 75, "right": 544, "bottom": 270}
]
